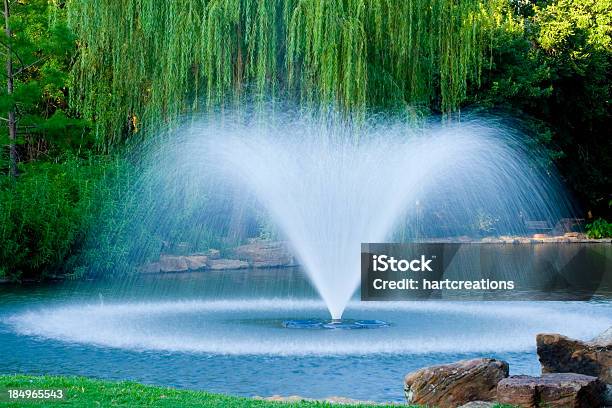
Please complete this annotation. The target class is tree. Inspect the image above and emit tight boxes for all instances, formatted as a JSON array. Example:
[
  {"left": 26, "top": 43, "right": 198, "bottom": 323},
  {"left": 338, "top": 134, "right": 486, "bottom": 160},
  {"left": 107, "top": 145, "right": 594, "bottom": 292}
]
[
  {"left": 3, "top": 0, "right": 16, "bottom": 176},
  {"left": 472, "top": 0, "right": 612, "bottom": 216},
  {"left": 68, "top": 0, "right": 496, "bottom": 144},
  {"left": 0, "top": 0, "right": 86, "bottom": 177}
]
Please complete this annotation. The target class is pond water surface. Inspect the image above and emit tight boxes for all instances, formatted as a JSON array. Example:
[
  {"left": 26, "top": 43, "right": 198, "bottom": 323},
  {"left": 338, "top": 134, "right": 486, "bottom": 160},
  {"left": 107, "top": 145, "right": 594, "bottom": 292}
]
[{"left": 1, "top": 268, "right": 610, "bottom": 402}]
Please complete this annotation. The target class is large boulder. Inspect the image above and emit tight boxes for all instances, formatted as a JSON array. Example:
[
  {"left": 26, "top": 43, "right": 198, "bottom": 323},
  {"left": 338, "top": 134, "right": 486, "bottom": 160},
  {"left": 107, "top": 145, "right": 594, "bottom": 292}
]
[
  {"left": 536, "top": 329, "right": 611, "bottom": 383},
  {"left": 497, "top": 373, "right": 604, "bottom": 408},
  {"left": 232, "top": 240, "right": 294, "bottom": 268},
  {"left": 403, "top": 358, "right": 509, "bottom": 407}
]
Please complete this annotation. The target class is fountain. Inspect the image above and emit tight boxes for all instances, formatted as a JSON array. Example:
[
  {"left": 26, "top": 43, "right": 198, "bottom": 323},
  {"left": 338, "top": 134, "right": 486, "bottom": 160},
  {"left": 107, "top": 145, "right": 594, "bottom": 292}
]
[
  {"left": 2, "top": 111, "right": 608, "bottom": 401},
  {"left": 135, "top": 110, "right": 573, "bottom": 320}
]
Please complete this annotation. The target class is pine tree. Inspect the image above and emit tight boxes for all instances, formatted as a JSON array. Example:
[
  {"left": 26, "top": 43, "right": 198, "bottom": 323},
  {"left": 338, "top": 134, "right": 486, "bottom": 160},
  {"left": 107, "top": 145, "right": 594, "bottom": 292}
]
[{"left": 0, "top": 0, "right": 85, "bottom": 177}]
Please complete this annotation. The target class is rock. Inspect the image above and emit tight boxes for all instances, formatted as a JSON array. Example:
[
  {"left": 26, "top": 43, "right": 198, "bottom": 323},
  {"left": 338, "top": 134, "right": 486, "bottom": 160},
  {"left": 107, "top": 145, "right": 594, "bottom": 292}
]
[
  {"left": 233, "top": 240, "right": 295, "bottom": 267},
  {"left": 458, "top": 402, "right": 497, "bottom": 408},
  {"left": 497, "top": 375, "right": 539, "bottom": 407},
  {"left": 159, "top": 255, "right": 189, "bottom": 272},
  {"left": 536, "top": 330, "right": 611, "bottom": 383},
  {"left": 496, "top": 373, "right": 604, "bottom": 408},
  {"left": 403, "top": 358, "right": 509, "bottom": 407},
  {"left": 184, "top": 255, "right": 208, "bottom": 270},
  {"left": 207, "top": 258, "right": 249, "bottom": 270}
]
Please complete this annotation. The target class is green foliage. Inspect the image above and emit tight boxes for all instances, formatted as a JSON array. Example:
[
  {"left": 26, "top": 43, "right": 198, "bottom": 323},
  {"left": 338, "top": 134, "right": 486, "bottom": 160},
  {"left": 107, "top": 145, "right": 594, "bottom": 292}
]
[
  {"left": 473, "top": 0, "right": 612, "bottom": 214},
  {"left": 0, "top": 155, "right": 124, "bottom": 280},
  {"left": 586, "top": 218, "right": 612, "bottom": 238},
  {"left": 78, "top": 157, "right": 164, "bottom": 277},
  {"left": 1, "top": 0, "right": 611, "bottom": 282},
  {"left": 67, "top": 0, "right": 496, "bottom": 145},
  {"left": 0, "top": 0, "right": 90, "bottom": 164},
  {"left": 533, "top": 0, "right": 612, "bottom": 212}
]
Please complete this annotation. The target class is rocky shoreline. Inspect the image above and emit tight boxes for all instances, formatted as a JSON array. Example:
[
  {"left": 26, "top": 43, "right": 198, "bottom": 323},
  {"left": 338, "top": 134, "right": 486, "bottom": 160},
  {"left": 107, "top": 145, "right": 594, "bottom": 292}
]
[
  {"left": 255, "top": 327, "right": 611, "bottom": 407},
  {"left": 139, "top": 234, "right": 611, "bottom": 274},
  {"left": 403, "top": 326, "right": 611, "bottom": 407},
  {"left": 138, "top": 240, "right": 297, "bottom": 273}
]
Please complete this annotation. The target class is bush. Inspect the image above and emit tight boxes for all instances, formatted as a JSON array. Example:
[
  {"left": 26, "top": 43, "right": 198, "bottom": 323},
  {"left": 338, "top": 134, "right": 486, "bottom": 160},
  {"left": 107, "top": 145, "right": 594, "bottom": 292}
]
[
  {"left": 0, "top": 155, "right": 125, "bottom": 281},
  {"left": 586, "top": 218, "right": 612, "bottom": 239},
  {"left": 0, "top": 148, "right": 226, "bottom": 281}
]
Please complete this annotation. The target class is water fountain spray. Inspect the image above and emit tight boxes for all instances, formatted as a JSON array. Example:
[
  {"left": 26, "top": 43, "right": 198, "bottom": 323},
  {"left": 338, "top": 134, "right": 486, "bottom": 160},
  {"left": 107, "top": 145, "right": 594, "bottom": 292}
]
[{"left": 132, "top": 110, "right": 572, "bottom": 321}]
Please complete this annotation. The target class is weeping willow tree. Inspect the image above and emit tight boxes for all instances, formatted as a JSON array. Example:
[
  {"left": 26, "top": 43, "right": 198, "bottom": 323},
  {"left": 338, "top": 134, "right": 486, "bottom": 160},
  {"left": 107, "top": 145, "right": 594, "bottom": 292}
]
[{"left": 67, "top": 0, "right": 499, "bottom": 147}]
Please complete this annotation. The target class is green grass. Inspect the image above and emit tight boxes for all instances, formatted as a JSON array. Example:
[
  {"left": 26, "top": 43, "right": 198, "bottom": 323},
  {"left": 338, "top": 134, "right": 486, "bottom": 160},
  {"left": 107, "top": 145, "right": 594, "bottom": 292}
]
[
  {"left": 0, "top": 375, "right": 406, "bottom": 407},
  {"left": 0, "top": 375, "right": 518, "bottom": 407}
]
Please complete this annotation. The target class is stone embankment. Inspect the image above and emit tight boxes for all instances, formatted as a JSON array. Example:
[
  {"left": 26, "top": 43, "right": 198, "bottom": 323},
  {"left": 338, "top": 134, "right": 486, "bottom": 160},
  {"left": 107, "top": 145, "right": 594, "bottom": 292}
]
[
  {"left": 402, "top": 326, "right": 611, "bottom": 408},
  {"left": 139, "top": 240, "right": 295, "bottom": 272},
  {"left": 139, "top": 233, "right": 610, "bottom": 273}
]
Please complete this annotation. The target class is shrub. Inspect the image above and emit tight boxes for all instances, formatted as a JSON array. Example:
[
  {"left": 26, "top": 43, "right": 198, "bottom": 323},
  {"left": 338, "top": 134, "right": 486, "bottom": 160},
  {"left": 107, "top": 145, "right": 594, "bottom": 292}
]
[
  {"left": 0, "top": 155, "right": 126, "bottom": 281},
  {"left": 586, "top": 218, "right": 612, "bottom": 239}
]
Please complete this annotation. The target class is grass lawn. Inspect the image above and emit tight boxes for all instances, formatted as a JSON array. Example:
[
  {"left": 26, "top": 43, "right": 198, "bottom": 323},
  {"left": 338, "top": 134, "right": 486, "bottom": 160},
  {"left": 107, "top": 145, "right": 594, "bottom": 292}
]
[
  {"left": 0, "top": 375, "right": 515, "bottom": 407},
  {"left": 0, "top": 375, "right": 407, "bottom": 407}
]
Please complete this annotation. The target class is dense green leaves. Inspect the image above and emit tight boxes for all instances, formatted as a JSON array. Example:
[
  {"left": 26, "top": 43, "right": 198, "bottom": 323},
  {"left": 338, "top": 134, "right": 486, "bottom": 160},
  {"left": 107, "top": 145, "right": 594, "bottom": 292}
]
[
  {"left": 67, "top": 0, "right": 496, "bottom": 144},
  {"left": 0, "top": 0, "right": 89, "bottom": 165},
  {"left": 473, "top": 0, "right": 611, "bottom": 213},
  {"left": 64, "top": 0, "right": 609, "bottom": 212},
  {"left": 0, "top": 0, "right": 610, "bottom": 280},
  {"left": 0, "top": 155, "right": 127, "bottom": 280},
  {"left": 586, "top": 218, "right": 612, "bottom": 238}
]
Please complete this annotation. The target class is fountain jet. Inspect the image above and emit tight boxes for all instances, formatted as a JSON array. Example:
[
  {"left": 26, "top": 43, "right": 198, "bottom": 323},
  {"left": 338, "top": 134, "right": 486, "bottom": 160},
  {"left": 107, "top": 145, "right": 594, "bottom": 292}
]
[{"left": 135, "top": 110, "right": 574, "bottom": 320}]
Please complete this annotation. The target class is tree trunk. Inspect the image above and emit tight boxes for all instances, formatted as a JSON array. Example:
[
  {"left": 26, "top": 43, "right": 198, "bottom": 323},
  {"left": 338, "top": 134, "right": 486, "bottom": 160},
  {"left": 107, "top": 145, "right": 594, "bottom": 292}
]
[{"left": 4, "top": 0, "right": 17, "bottom": 177}]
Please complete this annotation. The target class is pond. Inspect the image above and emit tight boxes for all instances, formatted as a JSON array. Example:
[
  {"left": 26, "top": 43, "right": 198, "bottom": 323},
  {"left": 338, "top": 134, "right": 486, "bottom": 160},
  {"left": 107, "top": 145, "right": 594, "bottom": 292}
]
[{"left": 1, "top": 268, "right": 610, "bottom": 402}]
